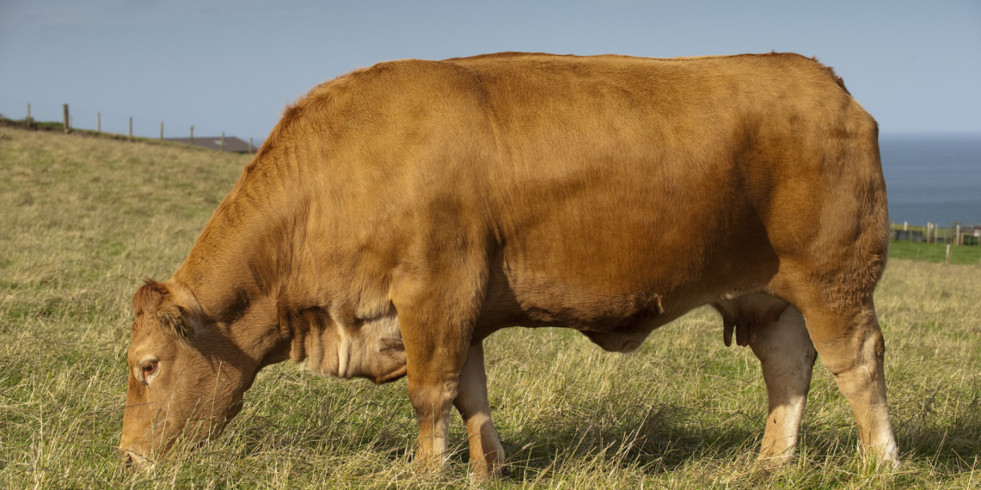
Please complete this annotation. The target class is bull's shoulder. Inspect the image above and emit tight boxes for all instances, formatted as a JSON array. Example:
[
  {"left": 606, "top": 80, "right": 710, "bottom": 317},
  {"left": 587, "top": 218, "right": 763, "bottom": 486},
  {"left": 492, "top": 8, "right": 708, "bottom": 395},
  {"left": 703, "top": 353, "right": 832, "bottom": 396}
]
[
  {"left": 443, "top": 51, "right": 563, "bottom": 63},
  {"left": 276, "top": 57, "right": 485, "bottom": 131}
]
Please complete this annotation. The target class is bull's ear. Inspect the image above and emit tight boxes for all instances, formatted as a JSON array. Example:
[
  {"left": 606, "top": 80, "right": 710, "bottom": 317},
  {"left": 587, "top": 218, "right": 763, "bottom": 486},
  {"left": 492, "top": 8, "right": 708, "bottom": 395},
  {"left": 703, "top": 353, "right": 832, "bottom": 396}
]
[
  {"left": 155, "top": 282, "right": 205, "bottom": 342},
  {"left": 157, "top": 304, "right": 194, "bottom": 340}
]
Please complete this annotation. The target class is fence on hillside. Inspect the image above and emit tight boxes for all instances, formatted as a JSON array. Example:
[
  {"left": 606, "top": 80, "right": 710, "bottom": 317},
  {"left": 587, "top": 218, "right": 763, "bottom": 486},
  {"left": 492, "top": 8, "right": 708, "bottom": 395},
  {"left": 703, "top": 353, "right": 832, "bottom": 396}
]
[{"left": 3, "top": 100, "right": 255, "bottom": 153}]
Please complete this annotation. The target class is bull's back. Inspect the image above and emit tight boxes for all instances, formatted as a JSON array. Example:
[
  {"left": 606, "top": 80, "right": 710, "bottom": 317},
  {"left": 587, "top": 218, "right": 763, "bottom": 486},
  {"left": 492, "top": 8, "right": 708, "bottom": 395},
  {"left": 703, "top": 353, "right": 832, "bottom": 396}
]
[{"left": 439, "top": 53, "right": 884, "bottom": 324}]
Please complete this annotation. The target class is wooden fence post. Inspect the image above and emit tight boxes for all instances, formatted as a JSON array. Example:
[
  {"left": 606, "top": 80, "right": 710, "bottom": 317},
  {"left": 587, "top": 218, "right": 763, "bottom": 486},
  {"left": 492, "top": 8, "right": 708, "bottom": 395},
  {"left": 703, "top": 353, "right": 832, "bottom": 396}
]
[
  {"left": 26, "top": 103, "right": 32, "bottom": 126},
  {"left": 62, "top": 104, "right": 70, "bottom": 133},
  {"left": 129, "top": 117, "right": 133, "bottom": 139},
  {"left": 190, "top": 126, "right": 194, "bottom": 146},
  {"left": 955, "top": 223, "right": 962, "bottom": 246},
  {"left": 160, "top": 122, "right": 164, "bottom": 140},
  {"left": 97, "top": 112, "right": 101, "bottom": 133}
]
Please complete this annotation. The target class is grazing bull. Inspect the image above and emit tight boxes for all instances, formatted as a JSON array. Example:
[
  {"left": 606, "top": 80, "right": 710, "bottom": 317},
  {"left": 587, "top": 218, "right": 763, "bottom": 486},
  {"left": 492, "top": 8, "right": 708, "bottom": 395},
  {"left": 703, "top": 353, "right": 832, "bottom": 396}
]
[{"left": 120, "top": 52, "right": 899, "bottom": 476}]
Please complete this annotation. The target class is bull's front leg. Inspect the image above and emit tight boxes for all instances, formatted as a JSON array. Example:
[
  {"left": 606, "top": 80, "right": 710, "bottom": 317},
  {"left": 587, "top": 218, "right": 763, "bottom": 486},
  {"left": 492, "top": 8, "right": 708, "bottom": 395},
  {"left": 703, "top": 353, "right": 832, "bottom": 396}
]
[
  {"left": 391, "top": 237, "right": 491, "bottom": 474},
  {"left": 401, "top": 330, "right": 466, "bottom": 473},
  {"left": 394, "top": 291, "right": 478, "bottom": 474},
  {"left": 453, "top": 342, "right": 506, "bottom": 477}
]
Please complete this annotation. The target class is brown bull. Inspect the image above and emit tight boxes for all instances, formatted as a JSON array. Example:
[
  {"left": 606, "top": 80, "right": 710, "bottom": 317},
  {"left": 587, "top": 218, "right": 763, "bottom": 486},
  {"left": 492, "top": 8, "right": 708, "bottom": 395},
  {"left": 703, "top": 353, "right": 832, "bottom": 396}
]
[{"left": 120, "top": 52, "right": 899, "bottom": 476}]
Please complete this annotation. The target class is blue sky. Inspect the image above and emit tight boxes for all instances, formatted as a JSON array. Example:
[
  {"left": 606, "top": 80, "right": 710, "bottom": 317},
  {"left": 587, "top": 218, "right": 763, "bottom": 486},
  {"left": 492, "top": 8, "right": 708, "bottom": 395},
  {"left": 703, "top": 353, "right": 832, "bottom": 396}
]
[{"left": 1, "top": 0, "right": 979, "bottom": 142}]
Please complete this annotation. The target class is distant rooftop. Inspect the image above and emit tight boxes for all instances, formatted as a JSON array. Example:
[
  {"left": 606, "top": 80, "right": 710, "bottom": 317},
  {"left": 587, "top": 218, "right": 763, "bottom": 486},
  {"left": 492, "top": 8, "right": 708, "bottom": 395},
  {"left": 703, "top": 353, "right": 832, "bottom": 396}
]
[{"left": 164, "top": 136, "right": 254, "bottom": 153}]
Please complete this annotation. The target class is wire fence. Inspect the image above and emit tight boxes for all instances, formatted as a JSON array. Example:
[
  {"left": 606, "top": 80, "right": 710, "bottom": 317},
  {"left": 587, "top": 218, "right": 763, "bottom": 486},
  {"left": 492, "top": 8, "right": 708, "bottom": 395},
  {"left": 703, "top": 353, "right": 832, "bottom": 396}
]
[
  {"left": 0, "top": 97, "right": 250, "bottom": 145},
  {"left": 0, "top": 98, "right": 260, "bottom": 153},
  {"left": 890, "top": 222, "right": 980, "bottom": 246}
]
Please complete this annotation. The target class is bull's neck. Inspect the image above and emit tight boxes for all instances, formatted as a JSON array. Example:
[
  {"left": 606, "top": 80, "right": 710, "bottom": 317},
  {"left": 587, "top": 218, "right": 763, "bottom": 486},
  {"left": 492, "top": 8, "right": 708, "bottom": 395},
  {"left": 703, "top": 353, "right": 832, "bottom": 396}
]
[{"left": 173, "top": 153, "right": 303, "bottom": 324}]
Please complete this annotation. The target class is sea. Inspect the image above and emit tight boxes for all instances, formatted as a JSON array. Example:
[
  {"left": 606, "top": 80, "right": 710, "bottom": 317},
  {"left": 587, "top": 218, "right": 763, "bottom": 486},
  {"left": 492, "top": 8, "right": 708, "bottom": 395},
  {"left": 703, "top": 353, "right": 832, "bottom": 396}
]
[{"left": 879, "top": 133, "right": 981, "bottom": 227}]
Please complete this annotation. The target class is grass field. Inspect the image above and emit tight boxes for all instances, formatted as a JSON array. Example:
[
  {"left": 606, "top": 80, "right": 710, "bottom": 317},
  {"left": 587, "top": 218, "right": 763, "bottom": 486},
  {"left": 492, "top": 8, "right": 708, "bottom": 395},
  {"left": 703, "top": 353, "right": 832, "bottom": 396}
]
[
  {"left": 889, "top": 240, "right": 981, "bottom": 265},
  {"left": 1, "top": 126, "right": 979, "bottom": 488}
]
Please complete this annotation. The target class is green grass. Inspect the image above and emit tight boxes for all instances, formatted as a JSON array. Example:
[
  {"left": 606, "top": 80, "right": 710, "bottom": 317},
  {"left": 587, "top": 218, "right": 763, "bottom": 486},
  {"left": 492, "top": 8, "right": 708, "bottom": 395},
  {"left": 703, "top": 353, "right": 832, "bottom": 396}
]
[
  {"left": 1, "top": 126, "right": 979, "bottom": 488},
  {"left": 890, "top": 240, "right": 981, "bottom": 265}
]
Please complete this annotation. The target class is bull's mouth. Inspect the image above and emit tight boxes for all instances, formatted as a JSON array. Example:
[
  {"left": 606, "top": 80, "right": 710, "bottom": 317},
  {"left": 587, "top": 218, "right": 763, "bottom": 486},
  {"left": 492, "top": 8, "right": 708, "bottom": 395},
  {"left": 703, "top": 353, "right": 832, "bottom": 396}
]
[
  {"left": 120, "top": 432, "right": 215, "bottom": 472},
  {"left": 120, "top": 448, "right": 150, "bottom": 471}
]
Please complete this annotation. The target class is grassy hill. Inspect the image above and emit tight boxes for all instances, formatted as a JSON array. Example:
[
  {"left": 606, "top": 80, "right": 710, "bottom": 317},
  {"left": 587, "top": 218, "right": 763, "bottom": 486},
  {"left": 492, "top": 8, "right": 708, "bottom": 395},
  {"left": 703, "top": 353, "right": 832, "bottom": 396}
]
[{"left": 1, "top": 127, "right": 978, "bottom": 487}]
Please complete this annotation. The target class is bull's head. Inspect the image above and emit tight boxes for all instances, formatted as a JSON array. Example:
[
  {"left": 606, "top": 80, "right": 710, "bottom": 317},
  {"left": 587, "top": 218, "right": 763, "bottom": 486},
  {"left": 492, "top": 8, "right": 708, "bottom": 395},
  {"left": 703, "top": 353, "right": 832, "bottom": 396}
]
[
  {"left": 119, "top": 279, "right": 258, "bottom": 469},
  {"left": 119, "top": 277, "right": 409, "bottom": 469}
]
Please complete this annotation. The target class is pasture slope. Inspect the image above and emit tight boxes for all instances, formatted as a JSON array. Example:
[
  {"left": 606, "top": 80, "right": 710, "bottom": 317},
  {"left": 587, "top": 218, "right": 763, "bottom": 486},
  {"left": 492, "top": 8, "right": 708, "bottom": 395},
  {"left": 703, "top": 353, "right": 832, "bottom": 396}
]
[{"left": 0, "top": 126, "right": 978, "bottom": 488}]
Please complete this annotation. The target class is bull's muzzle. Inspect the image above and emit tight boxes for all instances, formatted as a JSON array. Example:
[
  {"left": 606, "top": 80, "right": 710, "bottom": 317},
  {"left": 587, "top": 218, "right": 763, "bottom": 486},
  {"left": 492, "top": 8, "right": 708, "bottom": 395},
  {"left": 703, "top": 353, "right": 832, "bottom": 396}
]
[{"left": 120, "top": 448, "right": 149, "bottom": 471}]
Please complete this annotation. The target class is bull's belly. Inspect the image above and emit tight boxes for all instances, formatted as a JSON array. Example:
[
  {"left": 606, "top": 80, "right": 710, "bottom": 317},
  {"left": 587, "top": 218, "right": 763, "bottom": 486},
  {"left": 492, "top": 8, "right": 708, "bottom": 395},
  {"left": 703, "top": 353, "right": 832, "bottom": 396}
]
[
  {"left": 475, "top": 215, "right": 779, "bottom": 346},
  {"left": 577, "top": 307, "right": 692, "bottom": 352},
  {"left": 476, "top": 267, "right": 716, "bottom": 352},
  {"left": 475, "top": 242, "right": 777, "bottom": 350}
]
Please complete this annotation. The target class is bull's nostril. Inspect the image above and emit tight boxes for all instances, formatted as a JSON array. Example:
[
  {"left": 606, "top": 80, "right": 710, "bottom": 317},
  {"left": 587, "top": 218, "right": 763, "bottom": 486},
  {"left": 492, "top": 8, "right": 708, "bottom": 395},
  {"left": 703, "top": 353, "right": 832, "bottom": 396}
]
[{"left": 120, "top": 449, "right": 145, "bottom": 471}]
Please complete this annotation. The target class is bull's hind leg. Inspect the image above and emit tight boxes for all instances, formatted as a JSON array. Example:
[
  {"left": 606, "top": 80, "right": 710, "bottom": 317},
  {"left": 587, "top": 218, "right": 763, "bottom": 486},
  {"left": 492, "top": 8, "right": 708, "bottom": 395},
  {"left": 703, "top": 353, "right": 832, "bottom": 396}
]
[
  {"left": 749, "top": 305, "right": 817, "bottom": 465},
  {"left": 453, "top": 342, "right": 506, "bottom": 477},
  {"left": 717, "top": 296, "right": 817, "bottom": 465},
  {"left": 800, "top": 301, "right": 899, "bottom": 466}
]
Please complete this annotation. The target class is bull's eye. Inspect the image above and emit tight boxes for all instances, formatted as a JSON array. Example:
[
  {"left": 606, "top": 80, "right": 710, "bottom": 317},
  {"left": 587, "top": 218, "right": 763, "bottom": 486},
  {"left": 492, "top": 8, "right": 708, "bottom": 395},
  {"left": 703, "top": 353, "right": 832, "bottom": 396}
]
[{"left": 139, "top": 358, "right": 159, "bottom": 385}]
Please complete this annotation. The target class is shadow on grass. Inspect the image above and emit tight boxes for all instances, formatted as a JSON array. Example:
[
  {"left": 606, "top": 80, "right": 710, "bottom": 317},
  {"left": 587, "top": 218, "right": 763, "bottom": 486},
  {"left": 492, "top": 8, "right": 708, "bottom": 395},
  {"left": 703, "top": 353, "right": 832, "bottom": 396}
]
[
  {"left": 495, "top": 401, "right": 760, "bottom": 479},
  {"left": 897, "top": 404, "right": 981, "bottom": 472},
  {"left": 491, "top": 400, "right": 979, "bottom": 481},
  {"left": 216, "top": 398, "right": 757, "bottom": 478},
  {"left": 148, "top": 389, "right": 980, "bottom": 483}
]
